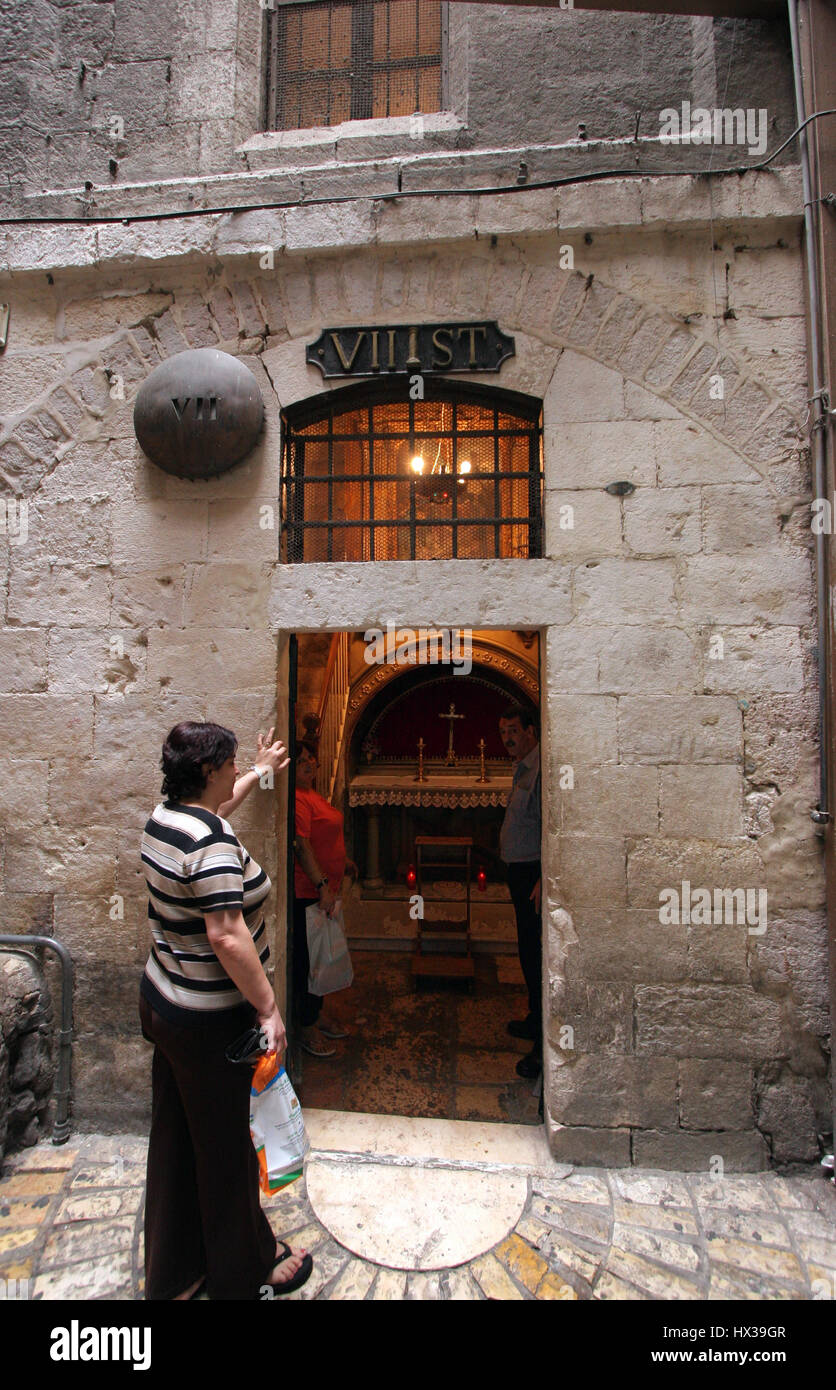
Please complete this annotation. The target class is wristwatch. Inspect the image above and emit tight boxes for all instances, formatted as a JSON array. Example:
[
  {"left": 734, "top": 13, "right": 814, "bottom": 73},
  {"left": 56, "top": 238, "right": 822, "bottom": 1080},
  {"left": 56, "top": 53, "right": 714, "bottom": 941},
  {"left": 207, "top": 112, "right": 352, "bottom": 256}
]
[{"left": 316, "top": 876, "right": 329, "bottom": 891}]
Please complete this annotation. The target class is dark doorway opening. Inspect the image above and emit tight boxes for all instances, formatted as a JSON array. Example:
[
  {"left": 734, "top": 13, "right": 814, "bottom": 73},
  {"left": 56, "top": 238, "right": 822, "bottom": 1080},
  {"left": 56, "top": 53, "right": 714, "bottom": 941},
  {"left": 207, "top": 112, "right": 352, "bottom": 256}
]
[{"left": 286, "top": 627, "right": 542, "bottom": 1125}]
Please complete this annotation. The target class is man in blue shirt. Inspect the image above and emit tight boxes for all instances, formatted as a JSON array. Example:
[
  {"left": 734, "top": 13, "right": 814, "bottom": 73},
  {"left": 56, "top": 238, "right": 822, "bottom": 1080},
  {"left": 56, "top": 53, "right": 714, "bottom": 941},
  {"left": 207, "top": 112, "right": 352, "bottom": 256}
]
[{"left": 498, "top": 705, "right": 542, "bottom": 1080}]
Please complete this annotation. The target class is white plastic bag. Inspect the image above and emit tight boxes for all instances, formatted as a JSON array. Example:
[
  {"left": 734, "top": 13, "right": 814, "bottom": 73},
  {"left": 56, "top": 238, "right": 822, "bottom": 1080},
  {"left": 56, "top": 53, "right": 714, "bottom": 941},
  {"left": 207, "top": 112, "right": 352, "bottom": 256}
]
[
  {"left": 306, "top": 899, "right": 354, "bottom": 996},
  {"left": 249, "top": 1052, "right": 309, "bottom": 1194}
]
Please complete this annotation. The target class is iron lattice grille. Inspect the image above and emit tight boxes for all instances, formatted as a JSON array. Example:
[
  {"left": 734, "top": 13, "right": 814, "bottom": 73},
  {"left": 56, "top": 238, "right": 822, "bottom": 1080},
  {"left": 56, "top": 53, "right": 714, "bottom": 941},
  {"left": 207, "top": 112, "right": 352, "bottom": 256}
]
[
  {"left": 264, "top": 0, "right": 443, "bottom": 131},
  {"left": 281, "top": 380, "right": 544, "bottom": 563}
]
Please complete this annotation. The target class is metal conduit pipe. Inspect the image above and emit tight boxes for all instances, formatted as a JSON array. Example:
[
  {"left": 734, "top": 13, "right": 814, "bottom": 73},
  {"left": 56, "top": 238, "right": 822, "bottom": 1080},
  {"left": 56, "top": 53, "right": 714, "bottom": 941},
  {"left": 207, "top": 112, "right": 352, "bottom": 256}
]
[
  {"left": 0, "top": 935, "right": 74, "bottom": 1145},
  {"left": 787, "top": 0, "right": 831, "bottom": 827}
]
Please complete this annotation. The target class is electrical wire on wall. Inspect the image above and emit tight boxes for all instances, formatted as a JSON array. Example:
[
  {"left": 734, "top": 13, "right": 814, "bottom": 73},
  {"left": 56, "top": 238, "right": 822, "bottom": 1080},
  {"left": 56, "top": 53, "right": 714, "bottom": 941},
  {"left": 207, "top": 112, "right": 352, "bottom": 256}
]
[{"left": 0, "top": 111, "right": 834, "bottom": 228}]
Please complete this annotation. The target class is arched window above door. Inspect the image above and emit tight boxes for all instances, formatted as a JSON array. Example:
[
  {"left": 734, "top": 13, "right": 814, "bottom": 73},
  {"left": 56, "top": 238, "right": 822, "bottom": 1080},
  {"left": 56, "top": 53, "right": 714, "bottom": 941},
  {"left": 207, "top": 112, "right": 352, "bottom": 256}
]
[{"left": 280, "top": 378, "right": 544, "bottom": 563}]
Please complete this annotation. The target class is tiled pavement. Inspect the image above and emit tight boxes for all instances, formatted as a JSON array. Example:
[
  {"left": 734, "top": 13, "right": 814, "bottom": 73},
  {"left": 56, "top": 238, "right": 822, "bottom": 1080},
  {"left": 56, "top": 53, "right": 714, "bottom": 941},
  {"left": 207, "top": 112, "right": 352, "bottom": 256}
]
[{"left": 1, "top": 1130, "right": 835, "bottom": 1302}]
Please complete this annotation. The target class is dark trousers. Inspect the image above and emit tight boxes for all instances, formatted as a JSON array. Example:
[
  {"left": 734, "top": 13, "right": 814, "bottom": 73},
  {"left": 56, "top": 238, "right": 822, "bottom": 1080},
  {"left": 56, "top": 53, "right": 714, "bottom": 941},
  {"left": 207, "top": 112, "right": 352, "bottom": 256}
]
[
  {"left": 139, "top": 995, "right": 277, "bottom": 1301},
  {"left": 506, "top": 860, "right": 542, "bottom": 1042},
  {"left": 293, "top": 897, "right": 323, "bottom": 1029}
]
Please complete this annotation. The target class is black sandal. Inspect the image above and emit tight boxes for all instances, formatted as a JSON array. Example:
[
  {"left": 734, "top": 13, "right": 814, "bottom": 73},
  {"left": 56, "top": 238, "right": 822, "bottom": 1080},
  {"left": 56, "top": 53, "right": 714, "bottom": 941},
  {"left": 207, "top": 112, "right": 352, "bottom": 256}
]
[{"left": 262, "top": 1241, "right": 313, "bottom": 1297}]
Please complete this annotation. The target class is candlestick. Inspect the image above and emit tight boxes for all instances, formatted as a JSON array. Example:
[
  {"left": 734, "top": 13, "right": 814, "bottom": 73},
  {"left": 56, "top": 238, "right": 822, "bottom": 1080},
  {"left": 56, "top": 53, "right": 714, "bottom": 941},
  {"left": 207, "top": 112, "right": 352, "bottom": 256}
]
[
  {"left": 476, "top": 737, "right": 489, "bottom": 783},
  {"left": 413, "top": 736, "right": 428, "bottom": 782}
]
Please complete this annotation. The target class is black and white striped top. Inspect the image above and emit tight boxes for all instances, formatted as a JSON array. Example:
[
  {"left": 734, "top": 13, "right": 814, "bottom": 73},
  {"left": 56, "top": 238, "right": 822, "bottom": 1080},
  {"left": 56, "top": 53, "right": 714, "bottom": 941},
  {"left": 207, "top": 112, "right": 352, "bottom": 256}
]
[{"left": 140, "top": 802, "right": 271, "bottom": 1022}]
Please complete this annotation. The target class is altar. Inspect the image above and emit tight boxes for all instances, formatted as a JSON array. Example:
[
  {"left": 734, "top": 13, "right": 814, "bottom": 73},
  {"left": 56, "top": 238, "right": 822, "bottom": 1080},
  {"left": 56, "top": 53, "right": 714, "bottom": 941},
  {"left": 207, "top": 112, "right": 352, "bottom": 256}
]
[
  {"left": 348, "top": 760, "right": 512, "bottom": 889},
  {"left": 349, "top": 765, "right": 512, "bottom": 810}
]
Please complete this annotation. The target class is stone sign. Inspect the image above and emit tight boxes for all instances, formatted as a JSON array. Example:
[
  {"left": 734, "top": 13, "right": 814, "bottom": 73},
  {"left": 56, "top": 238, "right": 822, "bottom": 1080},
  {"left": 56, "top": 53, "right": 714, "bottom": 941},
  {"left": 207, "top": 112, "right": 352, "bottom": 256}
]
[
  {"left": 306, "top": 322, "right": 516, "bottom": 378},
  {"left": 133, "top": 348, "right": 264, "bottom": 478}
]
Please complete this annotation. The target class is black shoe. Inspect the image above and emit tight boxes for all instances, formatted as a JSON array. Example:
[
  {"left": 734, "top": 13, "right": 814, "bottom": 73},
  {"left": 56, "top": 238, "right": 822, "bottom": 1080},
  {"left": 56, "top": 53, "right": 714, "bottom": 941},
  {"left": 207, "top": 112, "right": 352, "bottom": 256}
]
[
  {"left": 515, "top": 1050, "right": 542, "bottom": 1079},
  {"left": 507, "top": 1016, "right": 538, "bottom": 1041}
]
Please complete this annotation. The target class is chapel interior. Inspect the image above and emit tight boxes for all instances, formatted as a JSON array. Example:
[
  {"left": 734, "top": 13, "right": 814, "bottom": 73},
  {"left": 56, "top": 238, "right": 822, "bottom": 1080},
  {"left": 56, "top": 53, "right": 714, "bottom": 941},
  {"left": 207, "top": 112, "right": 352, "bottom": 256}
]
[{"left": 291, "top": 627, "right": 542, "bottom": 1126}]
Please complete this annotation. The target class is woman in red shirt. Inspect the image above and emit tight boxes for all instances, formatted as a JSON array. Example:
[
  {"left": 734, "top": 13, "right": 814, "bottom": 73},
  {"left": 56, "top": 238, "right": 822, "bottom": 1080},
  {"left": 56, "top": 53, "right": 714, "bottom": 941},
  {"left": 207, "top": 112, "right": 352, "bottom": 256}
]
[{"left": 293, "top": 740, "right": 357, "bottom": 1057}]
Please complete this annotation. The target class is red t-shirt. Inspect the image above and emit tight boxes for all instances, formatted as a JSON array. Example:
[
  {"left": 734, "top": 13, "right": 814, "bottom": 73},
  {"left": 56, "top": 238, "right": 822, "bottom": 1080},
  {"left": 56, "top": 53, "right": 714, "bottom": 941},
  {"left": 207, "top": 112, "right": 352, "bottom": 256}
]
[{"left": 294, "top": 789, "right": 347, "bottom": 898}]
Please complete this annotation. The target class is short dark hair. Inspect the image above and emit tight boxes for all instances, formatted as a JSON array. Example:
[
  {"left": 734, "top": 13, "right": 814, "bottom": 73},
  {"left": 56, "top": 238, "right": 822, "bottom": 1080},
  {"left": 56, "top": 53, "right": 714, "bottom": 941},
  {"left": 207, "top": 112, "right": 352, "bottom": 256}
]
[
  {"left": 295, "top": 738, "right": 319, "bottom": 762},
  {"left": 161, "top": 721, "right": 237, "bottom": 801},
  {"left": 500, "top": 704, "right": 539, "bottom": 735}
]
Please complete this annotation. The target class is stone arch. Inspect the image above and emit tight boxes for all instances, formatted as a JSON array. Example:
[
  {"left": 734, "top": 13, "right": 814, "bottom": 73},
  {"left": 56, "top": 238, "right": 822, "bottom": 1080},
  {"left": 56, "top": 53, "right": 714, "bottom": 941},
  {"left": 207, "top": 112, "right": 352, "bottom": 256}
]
[{"left": 0, "top": 245, "right": 805, "bottom": 498}]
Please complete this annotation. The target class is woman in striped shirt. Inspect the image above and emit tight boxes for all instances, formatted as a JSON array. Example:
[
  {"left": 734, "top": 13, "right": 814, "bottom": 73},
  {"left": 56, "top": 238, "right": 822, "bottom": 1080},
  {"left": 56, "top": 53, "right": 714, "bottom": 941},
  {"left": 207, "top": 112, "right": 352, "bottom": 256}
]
[{"left": 140, "top": 720, "right": 312, "bottom": 1300}]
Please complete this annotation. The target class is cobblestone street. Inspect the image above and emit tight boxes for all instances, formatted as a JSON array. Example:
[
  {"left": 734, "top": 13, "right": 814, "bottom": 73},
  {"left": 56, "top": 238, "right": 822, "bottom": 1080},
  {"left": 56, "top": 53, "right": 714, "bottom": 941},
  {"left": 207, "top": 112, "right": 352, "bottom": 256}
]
[{"left": 1, "top": 1116, "right": 834, "bottom": 1302}]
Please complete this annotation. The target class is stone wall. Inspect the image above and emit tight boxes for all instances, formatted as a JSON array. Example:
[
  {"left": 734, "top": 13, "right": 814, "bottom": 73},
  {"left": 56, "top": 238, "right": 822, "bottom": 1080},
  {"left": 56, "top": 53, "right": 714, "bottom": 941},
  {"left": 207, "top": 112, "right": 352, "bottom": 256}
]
[
  {"left": 0, "top": 164, "right": 827, "bottom": 1164},
  {"left": 0, "top": 953, "right": 56, "bottom": 1162},
  {"left": 3, "top": 4, "right": 797, "bottom": 217}
]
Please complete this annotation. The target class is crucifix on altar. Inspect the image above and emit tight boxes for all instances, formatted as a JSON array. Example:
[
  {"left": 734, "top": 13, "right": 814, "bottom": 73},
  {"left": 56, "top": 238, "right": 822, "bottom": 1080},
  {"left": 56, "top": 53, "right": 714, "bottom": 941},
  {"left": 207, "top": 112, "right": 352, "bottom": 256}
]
[{"left": 438, "top": 702, "right": 465, "bottom": 766}]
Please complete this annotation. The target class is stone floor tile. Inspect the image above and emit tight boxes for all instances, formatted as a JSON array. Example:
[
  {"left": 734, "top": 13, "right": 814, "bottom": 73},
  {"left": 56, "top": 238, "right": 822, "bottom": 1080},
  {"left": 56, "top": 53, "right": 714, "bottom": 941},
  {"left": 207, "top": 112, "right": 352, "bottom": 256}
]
[
  {"left": 455, "top": 1050, "right": 523, "bottom": 1085},
  {"left": 0, "top": 1172, "right": 65, "bottom": 1198},
  {"left": 454, "top": 1086, "right": 507, "bottom": 1123},
  {"left": 613, "top": 1172, "right": 692, "bottom": 1208},
  {"left": 70, "top": 1161, "right": 145, "bottom": 1190},
  {"left": 267, "top": 1220, "right": 330, "bottom": 1252},
  {"left": 494, "top": 1233, "right": 550, "bottom": 1293},
  {"left": 0, "top": 1228, "right": 40, "bottom": 1256},
  {"left": 689, "top": 1175, "right": 777, "bottom": 1213},
  {"left": 262, "top": 1189, "right": 317, "bottom": 1231},
  {"left": 532, "top": 1173, "right": 611, "bottom": 1205},
  {"left": 536, "top": 1270, "right": 579, "bottom": 1300},
  {"left": 32, "top": 1250, "right": 133, "bottom": 1300},
  {"left": 532, "top": 1195, "right": 611, "bottom": 1243},
  {"left": 76, "top": 1137, "right": 148, "bottom": 1164},
  {"left": 326, "top": 1258, "right": 377, "bottom": 1300},
  {"left": 2, "top": 1147, "right": 79, "bottom": 1172},
  {"left": 439, "top": 1266, "right": 481, "bottom": 1300},
  {"left": 792, "top": 1235, "right": 836, "bottom": 1270},
  {"left": 470, "top": 1252, "right": 527, "bottom": 1300},
  {"left": 708, "top": 1265, "right": 808, "bottom": 1300},
  {"left": 495, "top": 958, "right": 525, "bottom": 985},
  {"left": 406, "top": 1271, "right": 444, "bottom": 1299},
  {"left": 605, "top": 1250, "right": 703, "bottom": 1300},
  {"left": 700, "top": 1207, "right": 791, "bottom": 1248},
  {"left": 593, "top": 1269, "right": 651, "bottom": 1300},
  {"left": 766, "top": 1178, "right": 822, "bottom": 1211},
  {"left": 0, "top": 1196, "right": 53, "bottom": 1229},
  {"left": 370, "top": 1267, "right": 408, "bottom": 1300},
  {"left": 40, "top": 1217, "right": 136, "bottom": 1269},
  {"left": 535, "top": 1230, "right": 603, "bottom": 1285},
  {"left": 808, "top": 1265, "right": 836, "bottom": 1300},
  {"left": 611, "top": 1222, "right": 702, "bottom": 1274},
  {"left": 780, "top": 1209, "right": 836, "bottom": 1240},
  {"left": 54, "top": 1190, "right": 143, "bottom": 1224},
  {"left": 704, "top": 1235, "right": 804, "bottom": 1281},
  {"left": 284, "top": 1243, "right": 351, "bottom": 1301},
  {"left": 612, "top": 1199, "right": 698, "bottom": 1236},
  {"left": 515, "top": 1213, "right": 554, "bottom": 1247}
]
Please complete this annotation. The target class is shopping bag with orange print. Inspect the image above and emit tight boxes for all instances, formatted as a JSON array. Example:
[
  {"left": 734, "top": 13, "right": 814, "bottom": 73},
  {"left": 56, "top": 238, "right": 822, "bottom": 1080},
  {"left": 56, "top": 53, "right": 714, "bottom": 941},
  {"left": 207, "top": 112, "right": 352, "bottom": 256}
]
[{"left": 249, "top": 1051, "right": 309, "bottom": 1194}]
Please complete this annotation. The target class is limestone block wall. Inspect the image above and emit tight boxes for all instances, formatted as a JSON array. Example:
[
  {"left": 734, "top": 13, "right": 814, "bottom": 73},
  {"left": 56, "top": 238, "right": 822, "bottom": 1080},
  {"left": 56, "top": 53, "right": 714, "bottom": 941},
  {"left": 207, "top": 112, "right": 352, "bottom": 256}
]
[
  {"left": 3, "top": 4, "right": 797, "bottom": 217},
  {"left": 0, "top": 176, "right": 828, "bottom": 1162}
]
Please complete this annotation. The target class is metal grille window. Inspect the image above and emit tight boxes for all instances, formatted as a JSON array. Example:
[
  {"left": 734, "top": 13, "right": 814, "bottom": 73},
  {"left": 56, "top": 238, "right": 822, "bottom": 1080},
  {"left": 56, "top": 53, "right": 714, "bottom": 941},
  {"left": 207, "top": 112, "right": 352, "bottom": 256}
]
[
  {"left": 281, "top": 380, "right": 544, "bottom": 563},
  {"left": 264, "top": 0, "right": 444, "bottom": 130}
]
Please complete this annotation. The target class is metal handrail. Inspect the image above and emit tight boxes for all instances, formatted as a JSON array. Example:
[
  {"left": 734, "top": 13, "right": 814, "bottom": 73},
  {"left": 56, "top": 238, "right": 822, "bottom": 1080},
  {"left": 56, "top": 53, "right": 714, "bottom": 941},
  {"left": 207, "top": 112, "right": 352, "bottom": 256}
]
[{"left": 0, "top": 935, "right": 74, "bottom": 1145}]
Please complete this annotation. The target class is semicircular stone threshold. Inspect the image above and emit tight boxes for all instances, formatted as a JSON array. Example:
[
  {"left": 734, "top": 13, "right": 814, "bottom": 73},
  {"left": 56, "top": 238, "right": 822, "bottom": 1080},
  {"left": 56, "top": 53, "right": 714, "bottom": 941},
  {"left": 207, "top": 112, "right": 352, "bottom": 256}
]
[{"left": 305, "top": 1158, "right": 528, "bottom": 1270}]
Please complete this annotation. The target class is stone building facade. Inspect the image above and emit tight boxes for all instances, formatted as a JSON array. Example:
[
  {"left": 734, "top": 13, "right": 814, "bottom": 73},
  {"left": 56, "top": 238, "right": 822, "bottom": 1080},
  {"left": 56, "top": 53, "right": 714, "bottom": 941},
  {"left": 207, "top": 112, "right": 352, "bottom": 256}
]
[{"left": 0, "top": 1, "right": 830, "bottom": 1167}]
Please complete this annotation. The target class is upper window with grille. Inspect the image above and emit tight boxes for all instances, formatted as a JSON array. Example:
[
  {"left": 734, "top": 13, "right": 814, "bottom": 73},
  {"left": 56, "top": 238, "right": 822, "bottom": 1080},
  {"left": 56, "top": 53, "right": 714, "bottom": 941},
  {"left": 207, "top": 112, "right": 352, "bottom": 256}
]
[{"left": 264, "top": 0, "right": 445, "bottom": 131}]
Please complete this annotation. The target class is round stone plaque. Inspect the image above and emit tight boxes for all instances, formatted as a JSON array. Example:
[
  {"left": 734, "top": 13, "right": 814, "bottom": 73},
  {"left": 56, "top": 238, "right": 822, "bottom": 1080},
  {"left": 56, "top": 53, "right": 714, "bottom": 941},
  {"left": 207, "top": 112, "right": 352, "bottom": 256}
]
[{"left": 133, "top": 348, "right": 264, "bottom": 479}]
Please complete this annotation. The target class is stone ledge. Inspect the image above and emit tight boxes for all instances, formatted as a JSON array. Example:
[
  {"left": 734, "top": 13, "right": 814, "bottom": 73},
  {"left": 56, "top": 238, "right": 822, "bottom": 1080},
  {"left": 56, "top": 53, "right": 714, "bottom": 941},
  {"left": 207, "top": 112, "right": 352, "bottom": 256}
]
[{"left": 0, "top": 169, "right": 803, "bottom": 277}]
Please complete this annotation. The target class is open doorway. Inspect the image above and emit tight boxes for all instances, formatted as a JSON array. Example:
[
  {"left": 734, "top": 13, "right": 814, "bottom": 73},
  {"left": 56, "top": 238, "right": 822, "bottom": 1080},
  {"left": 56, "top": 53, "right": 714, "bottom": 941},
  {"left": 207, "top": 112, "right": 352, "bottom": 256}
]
[{"left": 287, "top": 626, "right": 542, "bottom": 1125}]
